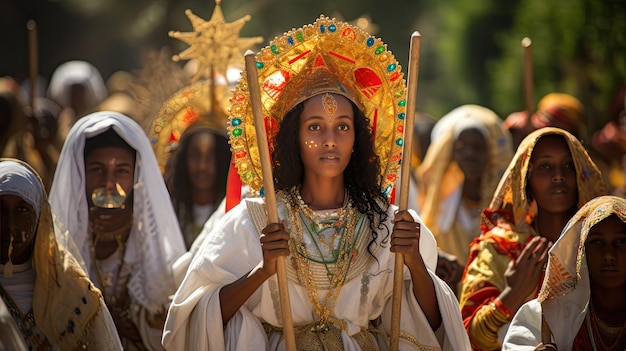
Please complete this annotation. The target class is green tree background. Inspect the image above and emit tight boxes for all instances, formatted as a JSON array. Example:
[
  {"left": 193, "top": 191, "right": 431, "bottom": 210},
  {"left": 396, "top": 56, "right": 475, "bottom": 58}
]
[{"left": 2, "top": 0, "right": 624, "bottom": 136}]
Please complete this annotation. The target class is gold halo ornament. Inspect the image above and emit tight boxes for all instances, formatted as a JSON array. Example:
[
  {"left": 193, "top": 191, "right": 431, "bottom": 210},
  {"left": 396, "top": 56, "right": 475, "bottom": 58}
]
[
  {"left": 228, "top": 15, "right": 407, "bottom": 198},
  {"left": 150, "top": 81, "right": 229, "bottom": 173}
]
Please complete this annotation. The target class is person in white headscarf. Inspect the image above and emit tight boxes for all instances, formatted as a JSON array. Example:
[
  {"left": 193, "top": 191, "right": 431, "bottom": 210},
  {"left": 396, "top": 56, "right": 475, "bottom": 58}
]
[
  {"left": 1, "top": 158, "right": 122, "bottom": 350},
  {"left": 502, "top": 195, "right": 626, "bottom": 350},
  {"left": 416, "top": 105, "right": 513, "bottom": 294},
  {"left": 47, "top": 60, "right": 107, "bottom": 117},
  {"left": 49, "top": 112, "right": 186, "bottom": 350},
  {"left": 47, "top": 60, "right": 108, "bottom": 146}
]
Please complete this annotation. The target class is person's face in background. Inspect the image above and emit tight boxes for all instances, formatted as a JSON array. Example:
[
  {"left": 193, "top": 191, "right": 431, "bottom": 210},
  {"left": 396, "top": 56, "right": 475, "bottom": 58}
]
[
  {"left": 528, "top": 134, "right": 578, "bottom": 215},
  {"left": 0, "top": 194, "right": 38, "bottom": 265},
  {"left": 585, "top": 214, "right": 626, "bottom": 290},
  {"left": 186, "top": 131, "right": 217, "bottom": 194},
  {"left": 454, "top": 128, "right": 488, "bottom": 183},
  {"left": 84, "top": 146, "right": 135, "bottom": 230}
]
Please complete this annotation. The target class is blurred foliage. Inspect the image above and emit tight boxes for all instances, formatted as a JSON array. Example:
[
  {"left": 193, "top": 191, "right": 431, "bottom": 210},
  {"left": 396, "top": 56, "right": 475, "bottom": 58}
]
[
  {"left": 2, "top": 0, "right": 624, "bottom": 136},
  {"left": 490, "top": 0, "right": 626, "bottom": 133}
]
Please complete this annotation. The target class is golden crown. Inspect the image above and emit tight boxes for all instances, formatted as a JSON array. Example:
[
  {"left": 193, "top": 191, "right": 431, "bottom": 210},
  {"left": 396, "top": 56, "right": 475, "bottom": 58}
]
[
  {"left": 228, "top": 15, "right": 407, "bottom": 196},
  {"left": 150, "top": 0, "right": 262, "bottom": 174},
  {"left": 150, "top": 81, "right": 230, "bottom": 173}
]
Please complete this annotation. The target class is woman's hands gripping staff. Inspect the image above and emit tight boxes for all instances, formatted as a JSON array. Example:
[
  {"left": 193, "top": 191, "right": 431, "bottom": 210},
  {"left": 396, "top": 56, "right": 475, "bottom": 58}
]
[{"left": 391, "top": 210, "right": 442, "bottom": 330}]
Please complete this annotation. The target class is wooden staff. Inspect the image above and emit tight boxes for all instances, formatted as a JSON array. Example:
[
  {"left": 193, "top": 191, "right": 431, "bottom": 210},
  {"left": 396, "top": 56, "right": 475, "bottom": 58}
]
[
  {"left": 522, "top": 37, "right": 533, "bottom": 120},
  {"left": 244, "top": 50, "right": 296, "bottom": 351},
  {"left": 390, "top": 31, "right": 421, "bottom": 351},
  {"left": 27, "top": 19, "right": 38, "bottom": 111}
]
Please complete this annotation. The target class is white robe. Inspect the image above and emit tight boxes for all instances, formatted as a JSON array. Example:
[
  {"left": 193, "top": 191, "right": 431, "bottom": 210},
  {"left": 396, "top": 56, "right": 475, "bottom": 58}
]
[
  {"left": 163, "top": 197, "right": 470, "bottom": 350},
  {"left": 502, "top": 299, "right": 590, "bottom": 351}
]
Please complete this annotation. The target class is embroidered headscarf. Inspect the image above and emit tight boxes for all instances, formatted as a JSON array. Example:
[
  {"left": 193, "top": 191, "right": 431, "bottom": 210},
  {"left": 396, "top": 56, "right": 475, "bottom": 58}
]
[
  {"left": 49, "top": 111, "right": 186, "bottom": 313},
  {"left": 482, "top": 127, "right": 607, "bottom": 236},
  {"left": 536, "top": 195, "right": 626, "bottom": 347},
  {"left": 0, "top": 159, "right": 102, "bottom": 349}
]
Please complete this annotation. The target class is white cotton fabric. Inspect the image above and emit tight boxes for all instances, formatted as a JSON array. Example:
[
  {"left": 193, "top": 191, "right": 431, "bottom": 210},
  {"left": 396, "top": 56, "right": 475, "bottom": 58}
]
[
  {"left": 163, "top": 198, "right": 471, "bottom": 350},
  {"left": 0, "top": 160, "right": 44, "bottom": 217},
  {"left": 49, "top": 111, "right": 186, "bottom": 313},
  {"left": 0, "top": 261, "right": 35, "bottom": 313}
]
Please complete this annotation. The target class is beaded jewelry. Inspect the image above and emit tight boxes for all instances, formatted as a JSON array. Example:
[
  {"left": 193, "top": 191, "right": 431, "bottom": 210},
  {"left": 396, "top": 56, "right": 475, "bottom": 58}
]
[
  {"left": 293, "top": 185, "right": 351, "bottom": 229},
  {"left": 586, "top": 303, "right": 626, "bottom": 351},
  {"left": 285, "top": 188, "right": 360, "bottom": 330}
]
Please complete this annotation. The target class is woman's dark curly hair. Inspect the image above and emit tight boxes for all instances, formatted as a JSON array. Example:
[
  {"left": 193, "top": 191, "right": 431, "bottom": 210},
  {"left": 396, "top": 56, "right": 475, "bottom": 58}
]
[
  {"left": 273, "top": 97, "right": 391, "bottom": 257},
  {"left": 165, "top": 125, "right": 231, "bottom": 231}
]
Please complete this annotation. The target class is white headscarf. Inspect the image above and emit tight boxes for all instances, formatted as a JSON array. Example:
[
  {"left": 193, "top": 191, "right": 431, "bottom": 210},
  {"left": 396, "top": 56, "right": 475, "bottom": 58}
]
[
  {"left": 0, "top": 160, "right": 44, "bottom": 217},
  {"left": 49, "top": 111, "right": 186, "bottom": 313},
  {"left": 47, "top": 60, "right": 107, "bottom": 110}
]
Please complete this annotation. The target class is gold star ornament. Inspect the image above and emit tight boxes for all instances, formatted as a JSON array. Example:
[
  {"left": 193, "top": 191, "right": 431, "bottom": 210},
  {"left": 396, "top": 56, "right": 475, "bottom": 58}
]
[{"left": 169, "top": 0, "right": 263, "bottom": 82}]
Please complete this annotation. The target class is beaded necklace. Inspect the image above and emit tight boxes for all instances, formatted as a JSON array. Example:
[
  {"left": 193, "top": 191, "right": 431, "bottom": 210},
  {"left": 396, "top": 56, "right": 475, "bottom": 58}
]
[
  {"left": 0, "top": 283, "right": 50, "bottom": 349},
  {"left": 286, "top": 188, "right": 360, "bottom": 331},
  {"left": 294, "top": 185, "right": 350, "bottom": 229},
  {"left": 89, "top": 220, "right": 132, "bottom": 293},
  {"left": 585, "top": 302, "right": 626, "bottom": 351}
]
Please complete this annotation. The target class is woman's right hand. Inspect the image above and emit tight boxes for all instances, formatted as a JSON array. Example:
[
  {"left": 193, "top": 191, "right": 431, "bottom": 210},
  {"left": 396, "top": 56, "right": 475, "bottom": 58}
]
[
  {"left": 258, "top": 221, "right": 291, "bottom": 277},
  {"left": 501, "top": 236, "right": 551, "bottom": 312},
  {"left": 219, "top": 220, "right": 291, "bottom": 324}
]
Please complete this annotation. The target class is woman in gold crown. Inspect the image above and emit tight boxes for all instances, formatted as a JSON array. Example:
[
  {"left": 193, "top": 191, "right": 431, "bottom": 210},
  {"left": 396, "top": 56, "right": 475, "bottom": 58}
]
[{"left": 162, "top": 16, "right": 469, "bottom": 350}]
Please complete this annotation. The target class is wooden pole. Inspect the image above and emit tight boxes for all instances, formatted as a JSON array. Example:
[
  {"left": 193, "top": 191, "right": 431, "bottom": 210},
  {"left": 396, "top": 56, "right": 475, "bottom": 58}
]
[
  {"left": 522, "top": 37, "right": 533, "bottom": 120},
  {"left": 390, "top": 31, "right": 421, "bottom": 351},
  {"left": 27, "top": 19, "right": 38, "bottom": 111},
  {"left": 244, "top": 50, "right": 296, "bottom": 351}
]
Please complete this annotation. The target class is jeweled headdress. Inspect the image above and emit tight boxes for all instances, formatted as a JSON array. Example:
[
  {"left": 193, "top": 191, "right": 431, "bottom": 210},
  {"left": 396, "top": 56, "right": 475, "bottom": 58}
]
[
  {"left": 229, "top": 15, "right": 407, "bottom": 197},
  {"left": 150, "top": 81, "right": 230, "bottom": 173},
  {"left": 149, "top": 0, "right": 263, "bottom": 173}
]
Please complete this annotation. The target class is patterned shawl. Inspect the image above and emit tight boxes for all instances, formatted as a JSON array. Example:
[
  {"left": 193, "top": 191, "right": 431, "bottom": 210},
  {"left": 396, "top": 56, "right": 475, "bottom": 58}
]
[{"left": 0, "top": 159, "right": 103, "bottom": 349}]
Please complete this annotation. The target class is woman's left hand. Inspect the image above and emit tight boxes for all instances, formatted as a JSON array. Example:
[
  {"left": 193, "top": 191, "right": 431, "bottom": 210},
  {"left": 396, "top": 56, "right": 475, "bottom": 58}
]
[{"left": 390, "top": 210, "right": 424, "bottom": 269}]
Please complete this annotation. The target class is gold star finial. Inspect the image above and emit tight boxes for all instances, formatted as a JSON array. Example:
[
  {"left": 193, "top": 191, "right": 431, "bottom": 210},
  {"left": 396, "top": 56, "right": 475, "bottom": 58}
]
[{"left": 169, "top": 0, "right": 263, "bottom": 82}]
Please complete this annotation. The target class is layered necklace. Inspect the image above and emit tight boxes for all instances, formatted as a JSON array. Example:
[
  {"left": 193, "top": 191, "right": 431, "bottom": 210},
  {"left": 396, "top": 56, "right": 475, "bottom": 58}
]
[
  {"left": 89, "top": 220, "right": 132, "bottom": 292},
  {"left": 585, "top": 302, "right": 626, "bottom": 351},
  {"left": 286, "top": 186, "right": 360, "bottom": 331}
]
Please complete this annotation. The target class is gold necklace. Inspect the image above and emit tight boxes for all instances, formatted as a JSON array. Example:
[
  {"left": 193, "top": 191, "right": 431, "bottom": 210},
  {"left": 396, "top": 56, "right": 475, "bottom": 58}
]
[
  {"left": 286, "top": 190, "right": 359, "bottom": 330},
  {"left": 90, "top": 221, "right": 132, "bottom": 290},
  {"left": 294, "top": 186, "right": 350, "bottom": 228}
]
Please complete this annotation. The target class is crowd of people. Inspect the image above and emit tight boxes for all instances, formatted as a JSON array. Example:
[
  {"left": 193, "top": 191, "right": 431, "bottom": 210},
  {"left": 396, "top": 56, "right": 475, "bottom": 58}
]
[{"left": 1, "top": 10, "right": 626, "bottom": 351}]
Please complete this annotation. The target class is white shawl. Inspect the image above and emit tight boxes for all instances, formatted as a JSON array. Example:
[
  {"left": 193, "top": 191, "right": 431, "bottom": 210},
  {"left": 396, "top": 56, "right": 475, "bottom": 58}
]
[{"left": 49, "top": 111, "right": 186, "bottom": 313}]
